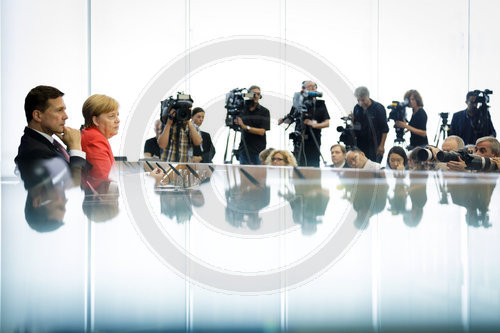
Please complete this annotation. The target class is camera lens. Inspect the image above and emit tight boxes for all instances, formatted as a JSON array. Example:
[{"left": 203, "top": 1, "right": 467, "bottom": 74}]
[{"left": 417, "top": 148, "right": 433, "bottom": 161}]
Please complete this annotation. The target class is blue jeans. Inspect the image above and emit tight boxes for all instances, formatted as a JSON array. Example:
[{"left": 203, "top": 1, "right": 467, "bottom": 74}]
[{"left": 239, "top": 151, "right": 261, "bottom": 165}]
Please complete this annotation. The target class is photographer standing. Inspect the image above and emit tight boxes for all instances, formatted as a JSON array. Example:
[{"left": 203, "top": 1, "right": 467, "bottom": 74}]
[
  {"left": 236, "top": 85, "right": 270, "bottom": 165},
  {"left": 352, "top": 86, "right": 389, "bottom": 162},
  {"left": 278, "top": 81, "right": 330, "bottom": 167},
  {"left": 395, "top": 89, "right": 428, "bottom": 149},
  {"left": 450, "top": 91, "right": 496, "bottom": 145},
  {"left": 158, "top": 108, "right": 202, "bottom": 162}
]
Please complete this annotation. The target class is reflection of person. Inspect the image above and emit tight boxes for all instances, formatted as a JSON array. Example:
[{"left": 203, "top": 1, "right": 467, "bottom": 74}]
[
  {"left": 352, "top": 86, "right": 389, "bottom": 162},
  {"left": 192, "top": 107, "right": 216, "bottom": 163},
  {"left": 82, "top": 182, "right": 120, "bottom": 222},
  {"left": 395, "top": 89, "right": 428, "bottom": 148},
  {"left": 236, "top": 85, "right": 271, "bottom": 165},
  {"left": 15, "top": 85, "right": 86, "bottom": 187},
  {"left": 81, "top": 94, "right": 120, "bottom": 191},
  {"left": 266, "top": 150, "right": 297, "bottom": 166},
  {"left": 330, "top": 144, "right": 348, "bottom": 168},
  {"left": 346, "top": 148, "right": 382, "bottom": 169},
  {"left": 450, "top": 91, "right": 496, "bottom": 145},
  {"left": 144, "top": 119, "right": 162, "bottom": 158},
  {"left": 23, "top": 158, "right": 71, "bottom": 232},
  {"left": 386, "top": 146, "right": 408, "bottom": 170},
  {"left": 225, "top": 167, "right": 270, "bottom": 230},
  {"left": 446, "top": 174, "right": 494, "bottom": 228},
  {"left": 158, "top": 105, "right": 202, "bottom": 162},
  {"left": 341, "top": 172, "right": 388, "bottom": 229},
  {"left": 287, "top": 169, "right": 330, "bottom": 235},
  {"left": 404, "top": 173, "right": 427, "bottom": 227},
  {"left": 278, "top": 81, "right": 330, "bottom": 167}
]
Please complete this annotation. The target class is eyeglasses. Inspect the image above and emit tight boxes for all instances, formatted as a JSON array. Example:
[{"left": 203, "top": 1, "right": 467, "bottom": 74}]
[{"left": 272, "top": 157, "right": 284, "bottom": 162}]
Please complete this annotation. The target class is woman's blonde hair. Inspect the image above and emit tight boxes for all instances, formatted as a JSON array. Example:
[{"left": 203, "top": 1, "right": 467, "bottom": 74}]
[
  {"left": 82, "top": 94, "right": 119, "bottom": 129},
  {"left": 266, "top": 149, "right": 297, "bottom": 167}
]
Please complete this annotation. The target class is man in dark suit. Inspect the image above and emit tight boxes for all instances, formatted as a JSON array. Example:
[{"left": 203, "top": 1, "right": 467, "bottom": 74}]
[{"left": 15, "top": 85, "right": 86, "bottom": 188}]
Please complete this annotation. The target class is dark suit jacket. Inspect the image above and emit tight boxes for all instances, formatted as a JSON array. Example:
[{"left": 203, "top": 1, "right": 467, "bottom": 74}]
[
  {"left": 193, "top": 131, "right": 216, "bottom": 163},
  {"left": 15, "top": 127, "right": 86, "bottom": 189}
]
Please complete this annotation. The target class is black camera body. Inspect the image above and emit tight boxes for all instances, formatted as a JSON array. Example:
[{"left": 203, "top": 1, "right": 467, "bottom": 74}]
[
  {"left": 336, "top": 116, "right": 359, "bottom": 148},
  {"left": 387, "top": 98, "right": 409, "bottom": 144},
  {"left": 288, "top": 90, "right": 323, "bottom": 122},
  {"left": 225, "top": 88, "right": 256, "bottom": 130},
  {"left": 437, "top": 148, "right": 498, "bottom": 172},
  {"left": 387, "top": 99, "right": 409, "bottom": 122},
  {"left": 472, "top": 89, "right": 493, "bottom": 105},
  {"left": 160, "top": 92, "right": 193, "bottom": 124}
]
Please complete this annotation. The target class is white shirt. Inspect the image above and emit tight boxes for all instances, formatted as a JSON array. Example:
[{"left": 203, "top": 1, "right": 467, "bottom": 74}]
[{"left": 31, "top": 127, "right": 86, "bottom": 159}]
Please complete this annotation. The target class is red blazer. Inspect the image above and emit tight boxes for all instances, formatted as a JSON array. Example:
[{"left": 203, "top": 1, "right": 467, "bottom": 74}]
[{"left": 81, "top": 127, "right": 115, "bottom": 190}]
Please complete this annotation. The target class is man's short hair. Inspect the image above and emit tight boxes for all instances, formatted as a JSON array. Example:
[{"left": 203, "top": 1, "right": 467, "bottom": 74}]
[
  {"left": 354, "top": 86, "right": 370, "bottom": 100},
  {"left": 444, "top": 135, "right": 465, "bottom": 150},
  {"left": 330, "top": 144, "right": 346, "bottom": 155},
  {"left": 24, "top": 85, "right": 64, "bottom": 123},
  {"left": 466, "top": 91, "right": 477, "bottom": 101},
  {"left": 476, "top": 136, "right": 500, "bottom": 155},
  {"left": 248, "top": 85, "right": 260, "bottom": 92}
]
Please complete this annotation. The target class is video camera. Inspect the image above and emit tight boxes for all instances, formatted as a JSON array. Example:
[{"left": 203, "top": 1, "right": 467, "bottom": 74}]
[
  {"left": 437, "top": 148, "right": 498, "bottom": 172},
  {"left": 336, "top": 116, "right": 360, "bottom": 148},
  {"left": 286, "top": 90, "right": 323, "bottom": 123},
  {"left": 160, "top": 92, "right": 193, "bottom": 124},
  {"left": 472, "top": 89, "right": 493, "bottom": 105},
  {"left": 387, "top": 98, "right": 409, "bottom": 143},
  {"left": 224, "top": 88, "right": 256, "bottom": 130}
]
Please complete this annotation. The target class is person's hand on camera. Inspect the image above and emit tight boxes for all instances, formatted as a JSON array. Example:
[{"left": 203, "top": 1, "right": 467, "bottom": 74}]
[
  {"left": 395, "top": 120, "right": 407, "bottom": 129},
  {"left": 166, "top": 109, "right": 176, "bottom": 125},
  {"left": 447, "top": 156, "right": 467, "bottom": 172},
  {"left": 491, "top": 157, "right": 500, "bottom": 172},
  {"left": 426, "top": 145, "right": 440, "bottom": 160},
  {"left": 236, "top": 117, "right": 245, "bottom": 128},
  {"left": 303, "top": 119, "right": 313, "bottom": 127}
]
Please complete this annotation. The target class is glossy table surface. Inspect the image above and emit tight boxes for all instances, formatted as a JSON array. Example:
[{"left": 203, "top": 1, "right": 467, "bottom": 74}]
[{"left": 2, "top": 162, "right": 500, "bottom": 332}]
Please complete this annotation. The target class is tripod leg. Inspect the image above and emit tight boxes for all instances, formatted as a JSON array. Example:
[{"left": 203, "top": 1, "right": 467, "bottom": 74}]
[
  {"left": 223, "top": 128, "right": 231, "bottom": 163},
  {"left": 308, "top": 126, "right": 326, "bottom": 166},
  {"left": 239, "top": 129, "right": 252, "bottom": 165}
]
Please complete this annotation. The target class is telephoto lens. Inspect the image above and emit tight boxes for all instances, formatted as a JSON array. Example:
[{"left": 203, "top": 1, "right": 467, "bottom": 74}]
[
  {"left": 436, "top": 151, "right": 461, "bottom": 162},
  {"left": 466, "top": 155, "right": 498, "bottom": 172},
  {"left": 417, "top": 148, "right": 434, "bottom": 161}
]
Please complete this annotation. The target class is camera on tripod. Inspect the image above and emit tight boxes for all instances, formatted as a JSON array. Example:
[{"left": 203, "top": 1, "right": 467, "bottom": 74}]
[
  {"left": 387, "top": 98, "right": 409, "bottom": 143},
  {"left": 224, "top": 88, "right": 256, "bottom": 130},
  {"left": 160, "top": 92, "right": 193, "bottom": 124},
  {"left": 437, "top": 148, "right": 498, "bottom": 172},
  {"left": 285, "top": 90, "right": 324, "bottom": 123},
  {"left": 472, "top": 89, "right": 493, "bottom": 105},
  {"left": 336, "top": 115, "right": 359, "bottom": 148}
]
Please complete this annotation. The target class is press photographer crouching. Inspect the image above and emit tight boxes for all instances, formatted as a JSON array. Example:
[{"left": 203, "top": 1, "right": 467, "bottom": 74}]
[
  {"left": 158, "top": 93, "right": 202, "bottom": 162},
  {"left": 417, "top": 136, "right": 499, "bottom": 172},
  {"left": 278, "top": 81, "right": 330, "bottom": 167},
  {"left": 450, "top": 90, "right": 496, "bottom": 145}
]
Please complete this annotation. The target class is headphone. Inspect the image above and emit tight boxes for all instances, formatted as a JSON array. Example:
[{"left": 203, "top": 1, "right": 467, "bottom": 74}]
[
  {"left": 248, "top": 85, "right": 263, "bottom": 99},
  {"left": 302, "top": 80, "right": 317, "bottom": 90}
]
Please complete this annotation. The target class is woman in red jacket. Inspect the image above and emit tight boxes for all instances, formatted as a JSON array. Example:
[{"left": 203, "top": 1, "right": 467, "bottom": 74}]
[{"left": 81, "top": 94, "right": 120, "bottom": 192}]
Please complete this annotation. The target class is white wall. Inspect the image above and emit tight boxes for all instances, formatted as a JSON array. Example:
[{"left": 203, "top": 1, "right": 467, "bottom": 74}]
[{"left": 2, "top": 0, "right": 500, "bottom": 174}]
